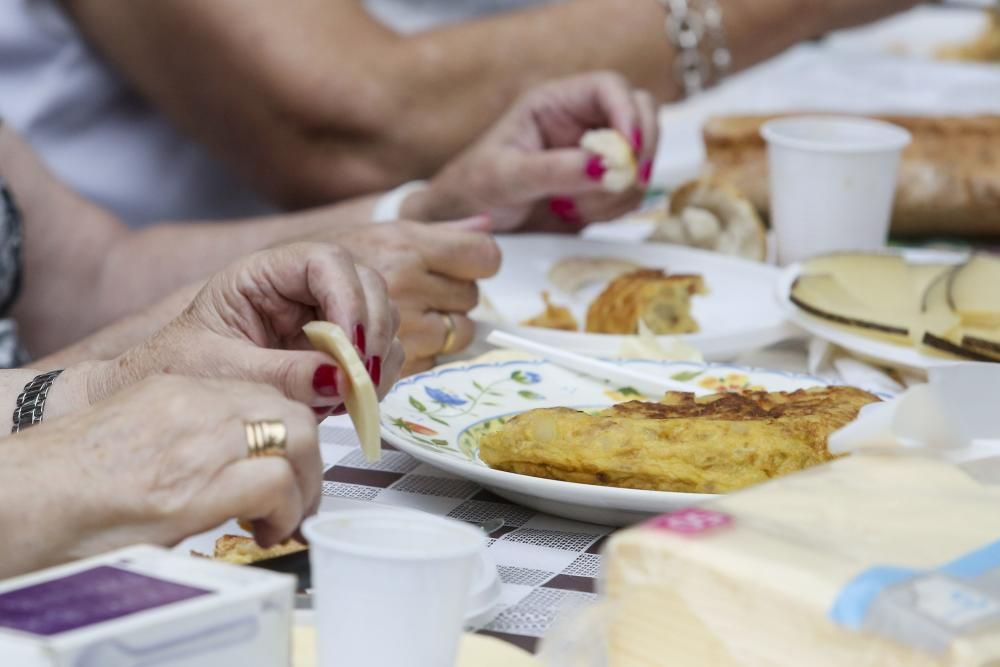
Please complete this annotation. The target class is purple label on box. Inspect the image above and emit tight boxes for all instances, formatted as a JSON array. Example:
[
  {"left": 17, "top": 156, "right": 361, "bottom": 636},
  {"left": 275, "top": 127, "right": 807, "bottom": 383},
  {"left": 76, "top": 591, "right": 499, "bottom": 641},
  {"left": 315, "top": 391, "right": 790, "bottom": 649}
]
[{"left": 0, "top": 565, "right": 211, "bottom": 636}]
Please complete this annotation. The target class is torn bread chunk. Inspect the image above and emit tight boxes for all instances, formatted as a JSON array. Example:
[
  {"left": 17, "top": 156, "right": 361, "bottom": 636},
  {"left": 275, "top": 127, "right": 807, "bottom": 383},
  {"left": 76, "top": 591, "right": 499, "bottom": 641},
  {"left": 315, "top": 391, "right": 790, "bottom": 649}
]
[
  {"left": 303, "top": 321, "right": 381, "bottom": 462},
  {"left": 580, "top": 129, "right": 637, "bottom": 192},
  {"left": 586, "top": 269, "right": 707, "bottom": 335}
]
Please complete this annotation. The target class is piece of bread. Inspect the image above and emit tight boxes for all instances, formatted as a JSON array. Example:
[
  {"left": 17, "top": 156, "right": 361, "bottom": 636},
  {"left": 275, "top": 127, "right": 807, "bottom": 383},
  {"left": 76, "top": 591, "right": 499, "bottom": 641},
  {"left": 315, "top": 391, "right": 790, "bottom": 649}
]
[
  {"left": 211, "top": 534, "right": 307, "bottom": 565},
  {"left": 650, "top": 178, "right": 768, "bottom": 261},
  {"left": 585, "top": 269, "right": 707, "bottom": 335},
  {"left": 703, "top": 114, "right": 1000, "bottom": 236}
]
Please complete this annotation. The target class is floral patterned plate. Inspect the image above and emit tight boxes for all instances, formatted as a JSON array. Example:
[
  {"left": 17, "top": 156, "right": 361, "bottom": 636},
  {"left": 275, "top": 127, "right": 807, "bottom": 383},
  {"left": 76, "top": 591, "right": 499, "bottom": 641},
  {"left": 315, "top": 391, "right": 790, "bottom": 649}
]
[{"left": 380, "top": 358, "right": 829, "bottom": 526}]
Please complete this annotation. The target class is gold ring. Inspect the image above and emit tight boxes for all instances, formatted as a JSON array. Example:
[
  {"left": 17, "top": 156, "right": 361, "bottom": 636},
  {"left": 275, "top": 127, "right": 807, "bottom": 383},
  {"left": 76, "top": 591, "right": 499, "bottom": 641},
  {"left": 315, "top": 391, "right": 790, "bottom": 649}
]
[
  {"left": 439, "top": 312, "right": 458, "bottom": 355},
  {"left": 245, "top": 420, "right": 288, "bottom": 458}
]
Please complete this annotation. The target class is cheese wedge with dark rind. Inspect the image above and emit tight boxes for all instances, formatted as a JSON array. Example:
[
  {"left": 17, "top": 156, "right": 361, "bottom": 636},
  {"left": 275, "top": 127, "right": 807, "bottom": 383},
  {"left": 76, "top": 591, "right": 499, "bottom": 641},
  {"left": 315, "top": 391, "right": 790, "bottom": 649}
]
[{"left": 303, "top": 321, "right": 381, "bottom": 462}]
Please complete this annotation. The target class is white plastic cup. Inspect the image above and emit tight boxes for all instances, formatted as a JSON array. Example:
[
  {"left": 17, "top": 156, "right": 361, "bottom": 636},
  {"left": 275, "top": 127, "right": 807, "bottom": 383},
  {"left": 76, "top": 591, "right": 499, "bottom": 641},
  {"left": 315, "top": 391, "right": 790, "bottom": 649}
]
[
  {"left": 761, "top": 116, "right": 911, "bottom": 265},
  {"left": 303, "top": 510, "right": 485, "bottom": 667}
]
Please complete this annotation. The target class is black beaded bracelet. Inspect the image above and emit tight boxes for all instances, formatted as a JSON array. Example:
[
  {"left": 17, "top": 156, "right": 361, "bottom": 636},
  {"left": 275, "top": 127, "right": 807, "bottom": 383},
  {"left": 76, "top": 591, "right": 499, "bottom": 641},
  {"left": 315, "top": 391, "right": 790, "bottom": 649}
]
[{"left": 12, "top": 370, "right": 64, "bottom": 433}]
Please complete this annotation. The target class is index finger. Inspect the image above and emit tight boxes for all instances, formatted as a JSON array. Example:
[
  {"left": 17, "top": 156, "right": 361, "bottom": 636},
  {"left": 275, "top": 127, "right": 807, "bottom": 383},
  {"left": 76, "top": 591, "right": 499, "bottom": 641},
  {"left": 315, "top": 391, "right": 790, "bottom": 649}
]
[{"left": 410, "top": 222, "right": 502, "bottom": 281}]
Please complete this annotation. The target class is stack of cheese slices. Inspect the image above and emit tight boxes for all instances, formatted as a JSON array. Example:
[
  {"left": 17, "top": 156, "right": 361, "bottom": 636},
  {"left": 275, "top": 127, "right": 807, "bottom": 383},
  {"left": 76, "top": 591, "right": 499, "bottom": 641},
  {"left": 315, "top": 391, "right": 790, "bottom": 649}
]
[{"left": 789, "top": 252, "right": 1000, "bottom": 361}]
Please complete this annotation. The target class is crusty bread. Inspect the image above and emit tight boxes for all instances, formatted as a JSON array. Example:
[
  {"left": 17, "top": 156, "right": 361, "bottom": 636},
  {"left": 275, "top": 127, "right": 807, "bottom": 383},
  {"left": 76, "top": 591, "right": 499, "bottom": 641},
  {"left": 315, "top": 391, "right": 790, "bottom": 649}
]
[
  {"left": 211, "top": 534, "right": 307, "bottom": 565},
  {"left": 703, "top": 114, "right": 1000, "bottom": 237}
]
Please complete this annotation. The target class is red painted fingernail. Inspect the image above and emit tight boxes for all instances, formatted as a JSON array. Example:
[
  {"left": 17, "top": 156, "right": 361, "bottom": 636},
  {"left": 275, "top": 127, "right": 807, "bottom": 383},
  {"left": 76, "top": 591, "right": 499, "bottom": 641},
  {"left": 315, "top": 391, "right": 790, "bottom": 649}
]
[
  {"left": 312, "top": 364, "right": 339, "bottom": 397},
  {"left": 332, "top": 406, "right": 347, "bottom": 416},
  {"left": 584, "top": 156, "right": 606, "bottom": 181},
  {"left": 639, "top": 159, "right": 653, "bottom": 185},
  {"left": 354, "top": 324, "right": 366, "bottom": 356},
  {"left": 368, "top": 356, "right": 382, "bottom": 386},
  {"left": 632, "top": 128, "right": 644, "bottom": 153},
  {"left": 549, "top": 197, "right": 584, "bottom": 227}
]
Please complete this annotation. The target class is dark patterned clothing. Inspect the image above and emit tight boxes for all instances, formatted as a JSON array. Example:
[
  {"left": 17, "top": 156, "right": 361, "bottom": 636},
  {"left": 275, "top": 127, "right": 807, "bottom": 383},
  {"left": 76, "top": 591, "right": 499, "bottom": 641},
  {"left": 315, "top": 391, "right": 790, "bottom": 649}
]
[{"left": 0, "top": 171, "right": 28, "bottom": 368}]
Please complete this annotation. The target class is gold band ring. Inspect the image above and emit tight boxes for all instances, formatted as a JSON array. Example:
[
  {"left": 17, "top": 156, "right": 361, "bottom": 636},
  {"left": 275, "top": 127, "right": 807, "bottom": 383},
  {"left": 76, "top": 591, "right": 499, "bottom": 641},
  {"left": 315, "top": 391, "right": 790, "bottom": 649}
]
[
  {"left": 439, "top": 312, "right": 459, "bottom": 356},
  {"left": 245, "top": 420, "right": 288, "bottom": 458}
]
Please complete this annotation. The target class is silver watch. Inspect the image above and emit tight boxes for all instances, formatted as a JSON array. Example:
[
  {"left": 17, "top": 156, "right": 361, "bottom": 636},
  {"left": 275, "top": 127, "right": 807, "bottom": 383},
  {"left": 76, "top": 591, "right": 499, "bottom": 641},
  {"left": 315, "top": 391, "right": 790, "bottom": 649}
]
[{"left": 12, "top": 369, "right": 64, "bottom": 433}]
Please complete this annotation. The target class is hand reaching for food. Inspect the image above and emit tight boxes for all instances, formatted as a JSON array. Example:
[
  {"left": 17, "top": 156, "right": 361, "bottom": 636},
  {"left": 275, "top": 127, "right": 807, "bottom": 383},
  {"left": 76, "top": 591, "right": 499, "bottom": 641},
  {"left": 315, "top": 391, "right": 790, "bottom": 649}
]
[
  {"left": 92, "top": 243, "right": 404, "bottom": 420},
  {"left": 405, "top": 72, "right": 659, "bottom": 233}
]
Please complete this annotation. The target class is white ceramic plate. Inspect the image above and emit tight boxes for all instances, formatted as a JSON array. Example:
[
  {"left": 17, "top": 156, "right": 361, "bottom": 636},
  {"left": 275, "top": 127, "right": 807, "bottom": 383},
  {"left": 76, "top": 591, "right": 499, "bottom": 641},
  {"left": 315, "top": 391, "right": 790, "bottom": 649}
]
[
  {"left": 380, "top": 358, "right": 829, "bottom": 526},
  {"left": 776, "top": 249, "right": 969, "bottom": 372},
  {"left": 474, "top": 235, "right": 795, "bottom": 361}
]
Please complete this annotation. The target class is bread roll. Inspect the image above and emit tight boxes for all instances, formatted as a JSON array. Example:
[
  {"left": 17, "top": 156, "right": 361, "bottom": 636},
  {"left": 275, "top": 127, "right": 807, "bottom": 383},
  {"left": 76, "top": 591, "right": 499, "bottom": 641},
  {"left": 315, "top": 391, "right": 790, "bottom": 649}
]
[{"left": 702, "top": 114, "right": 1000, "bottom": 236}]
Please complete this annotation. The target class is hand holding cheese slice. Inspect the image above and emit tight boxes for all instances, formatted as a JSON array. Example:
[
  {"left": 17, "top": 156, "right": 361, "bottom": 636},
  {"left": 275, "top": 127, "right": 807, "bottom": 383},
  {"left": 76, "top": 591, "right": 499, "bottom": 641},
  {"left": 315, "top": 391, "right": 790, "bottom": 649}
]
[
  {"left": 580, "top": 129, "right": 637, "bottom": 192},
  {"left": 303, "top": 321, "right": 381, "bottom": 462}
]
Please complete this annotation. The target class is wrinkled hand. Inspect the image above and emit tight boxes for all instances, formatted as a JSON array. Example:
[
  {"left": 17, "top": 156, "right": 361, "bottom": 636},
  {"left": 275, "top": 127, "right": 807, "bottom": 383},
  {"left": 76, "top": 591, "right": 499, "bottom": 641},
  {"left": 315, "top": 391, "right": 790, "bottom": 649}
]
[
  {"left": 312, "top": 218, "right": 501, "bottom": 375},
  {"left": 98, "top": 243, "right": 403, "bottom": 420},
  {"left": 409, "top": 71, "right": 659, "bottom": 233},
  {"left": 19, "top": 376, "right": 320, "bottom": 569}
]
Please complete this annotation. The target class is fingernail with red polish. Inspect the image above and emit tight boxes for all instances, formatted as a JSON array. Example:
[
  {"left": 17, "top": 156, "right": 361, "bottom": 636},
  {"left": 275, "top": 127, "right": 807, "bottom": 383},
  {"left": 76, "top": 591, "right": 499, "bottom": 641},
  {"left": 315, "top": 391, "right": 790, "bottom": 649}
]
[
  {"left": 354, "top": 324, "right": 366, "bottom": 356},
  {"left": 584, "top": 156, "right": 606, "bottom": 181},
  {"left": 332, "top": 406, "right": 347, "bottom": 416},
  {"left": 312, "top": 364, "right": 339, "bottom": 397},
  {"left": 368, "top": 356, "right": 382, "bottom": 386},
  {"left": 632, "top": 128, "right": 644, "bottom": 153},
  {"left": 639, "top": 159, "right": 653, "bottom": 185},
  {"left": 549, "top": 197, "right": 583, "bottom": 226}
]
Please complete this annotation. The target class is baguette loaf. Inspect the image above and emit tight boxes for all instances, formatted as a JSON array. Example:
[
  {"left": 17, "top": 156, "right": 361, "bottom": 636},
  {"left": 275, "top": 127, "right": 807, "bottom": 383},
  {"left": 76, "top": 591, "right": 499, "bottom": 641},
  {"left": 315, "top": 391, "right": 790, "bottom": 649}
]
[{"left": 703, "top": 114, "right": 1000, "bottom": 236}]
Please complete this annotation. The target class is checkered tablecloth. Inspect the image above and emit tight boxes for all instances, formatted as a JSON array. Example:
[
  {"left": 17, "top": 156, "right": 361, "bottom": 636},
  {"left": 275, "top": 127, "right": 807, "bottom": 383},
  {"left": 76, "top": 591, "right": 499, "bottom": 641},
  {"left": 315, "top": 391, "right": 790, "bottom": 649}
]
[{"left": 318, "top": 419, "right": 614, "bottom": 654}]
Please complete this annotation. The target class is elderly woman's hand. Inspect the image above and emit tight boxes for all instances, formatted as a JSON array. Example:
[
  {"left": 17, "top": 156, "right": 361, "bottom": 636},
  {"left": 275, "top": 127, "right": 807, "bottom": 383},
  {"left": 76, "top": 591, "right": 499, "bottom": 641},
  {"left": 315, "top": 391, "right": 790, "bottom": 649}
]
[
  {"left": 1, "top": 375, "right": 319, "bottom": 577},
  {"left": 405, "top": 71, "right": 659, "bottom": 232},
  {"left": 93, "top": 243, "right": 403, "bottom": 420},
  {"left": 304, "top": 218, "right": 501, "bottom": 374}
]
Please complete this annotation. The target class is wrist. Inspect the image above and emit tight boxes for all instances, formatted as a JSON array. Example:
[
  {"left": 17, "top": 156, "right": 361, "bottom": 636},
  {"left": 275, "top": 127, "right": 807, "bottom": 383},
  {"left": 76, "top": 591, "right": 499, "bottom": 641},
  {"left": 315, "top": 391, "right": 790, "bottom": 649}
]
[{"left": 42, "top": 360, "right": 118, "bottom": 420}]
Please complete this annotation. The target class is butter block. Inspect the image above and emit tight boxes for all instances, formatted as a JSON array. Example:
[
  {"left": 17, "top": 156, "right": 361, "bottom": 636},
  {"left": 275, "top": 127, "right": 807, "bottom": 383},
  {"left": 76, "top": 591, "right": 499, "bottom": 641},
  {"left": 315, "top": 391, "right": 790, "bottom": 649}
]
[{"left": 603, "top": 456, "right": 1000, "bottom": 666}]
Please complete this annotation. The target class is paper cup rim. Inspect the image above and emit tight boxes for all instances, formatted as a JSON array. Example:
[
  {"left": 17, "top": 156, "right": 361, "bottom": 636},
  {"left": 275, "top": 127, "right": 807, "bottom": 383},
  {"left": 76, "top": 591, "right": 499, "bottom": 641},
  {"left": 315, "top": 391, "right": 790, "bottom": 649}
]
[
  {"left": 302, "top": 510, "right": 485, "bottom": 561},
  {"left": 761, "top": 115, "right": 912, "bottom": 154}
]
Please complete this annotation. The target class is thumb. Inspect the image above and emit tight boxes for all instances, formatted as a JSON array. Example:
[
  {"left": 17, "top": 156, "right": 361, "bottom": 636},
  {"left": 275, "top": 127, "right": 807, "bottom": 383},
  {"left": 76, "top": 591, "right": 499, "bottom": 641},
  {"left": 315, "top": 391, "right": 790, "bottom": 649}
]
[{"left": 240, "top": 346, "right": 348, "bottom": 407}]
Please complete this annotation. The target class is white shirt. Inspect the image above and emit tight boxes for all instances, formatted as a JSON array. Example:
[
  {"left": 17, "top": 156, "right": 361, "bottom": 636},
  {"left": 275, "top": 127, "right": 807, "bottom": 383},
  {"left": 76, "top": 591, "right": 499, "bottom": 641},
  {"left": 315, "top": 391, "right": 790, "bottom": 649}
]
[{"left": 0, "top": 0, "right": 274, "bottom": 227}]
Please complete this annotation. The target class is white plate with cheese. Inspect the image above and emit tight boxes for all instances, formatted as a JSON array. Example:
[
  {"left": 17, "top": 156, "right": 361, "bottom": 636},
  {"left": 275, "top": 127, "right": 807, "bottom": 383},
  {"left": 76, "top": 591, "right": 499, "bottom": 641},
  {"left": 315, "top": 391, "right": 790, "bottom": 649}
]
[
  {"left": 380, "top": 358, "right": 831, "bottom": 526},
  {"left": 776, "top": 248, "right": 978, "bottom": 372},
  {"left": 475, "top": 235, "right": 795, "bottom": 361}
]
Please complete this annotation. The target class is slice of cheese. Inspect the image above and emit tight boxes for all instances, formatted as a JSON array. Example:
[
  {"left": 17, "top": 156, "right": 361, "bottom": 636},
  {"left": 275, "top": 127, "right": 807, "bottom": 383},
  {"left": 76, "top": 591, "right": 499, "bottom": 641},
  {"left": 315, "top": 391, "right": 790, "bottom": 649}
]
[
  {"left": 303, "top": 321, "right": 381, "bottom": 462},
  {"left": 801, "top": 253, "right": 915, "bottom": 315},
  {"left": 914, "top": 269, "right": 962, "bottom": 348},
  {"left": 789, "top": 274, "right": 912, "bottom": 341},
  {"left": 580, "top": 129, "right": 637, "bottom": 192},
  {"left": 948, "top": 255, "right": 1000, "bottom": 328},
  {"left": 603, "top": 456, "right": 1000, "bottom": 666}
]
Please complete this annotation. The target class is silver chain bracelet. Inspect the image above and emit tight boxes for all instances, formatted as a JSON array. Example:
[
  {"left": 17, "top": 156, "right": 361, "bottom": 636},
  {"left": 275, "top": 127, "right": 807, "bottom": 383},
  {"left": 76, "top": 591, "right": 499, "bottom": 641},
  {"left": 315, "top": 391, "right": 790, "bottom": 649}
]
[{"left": 660, "top": 0, "right": 732, "bottom": 97}]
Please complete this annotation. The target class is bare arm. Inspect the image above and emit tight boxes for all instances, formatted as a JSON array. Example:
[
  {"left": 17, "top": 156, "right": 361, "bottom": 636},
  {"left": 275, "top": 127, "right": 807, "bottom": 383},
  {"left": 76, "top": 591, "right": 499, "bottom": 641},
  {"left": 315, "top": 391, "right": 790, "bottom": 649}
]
[
  {"left": 0, "top": 124, "right": 377, "bottom": 356},
  {"left": 61, "top": 0, "right": 918, "bottom": 209}
]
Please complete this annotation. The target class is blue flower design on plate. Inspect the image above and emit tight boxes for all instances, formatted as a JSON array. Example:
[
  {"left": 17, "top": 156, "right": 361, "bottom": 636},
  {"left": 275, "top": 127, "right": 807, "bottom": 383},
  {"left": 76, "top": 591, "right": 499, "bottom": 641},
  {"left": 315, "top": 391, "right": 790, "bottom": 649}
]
[
  {"left": 425, "top": 386, "right": 467, "bottom": 406},
  {"left": 511, "top": 370, "right": 542, "bottom": 385}
]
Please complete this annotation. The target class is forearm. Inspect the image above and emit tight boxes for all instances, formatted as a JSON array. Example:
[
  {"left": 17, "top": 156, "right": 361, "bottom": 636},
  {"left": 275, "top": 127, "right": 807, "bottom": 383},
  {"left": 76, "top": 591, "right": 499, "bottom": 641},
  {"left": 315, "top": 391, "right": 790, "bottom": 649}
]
[
  {"left": 65, "top": 0, "right": 845, "bottom": 210},
  {"left": 32, "top": 196, "right": 377, "bottom": 357},
  {"left": 0, "top": 410, "right": 121, "bottom": 577}
]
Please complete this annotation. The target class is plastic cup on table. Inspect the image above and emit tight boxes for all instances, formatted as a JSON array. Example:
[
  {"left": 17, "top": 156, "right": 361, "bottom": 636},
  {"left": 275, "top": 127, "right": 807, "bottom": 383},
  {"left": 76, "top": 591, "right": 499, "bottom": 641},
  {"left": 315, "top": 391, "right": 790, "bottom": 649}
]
[
  {"left": 761, "top": 115, "right": 911, "bottom": 266},
  {"left": 303, "top": 510, "right": 485, "bottom": 667}
]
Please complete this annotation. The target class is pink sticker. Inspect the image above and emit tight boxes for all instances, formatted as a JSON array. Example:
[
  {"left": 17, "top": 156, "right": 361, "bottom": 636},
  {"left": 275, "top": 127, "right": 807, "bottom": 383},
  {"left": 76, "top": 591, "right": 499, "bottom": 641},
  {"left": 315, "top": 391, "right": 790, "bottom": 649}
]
[{"left": 646, "top": 508, "right": 733, "bottom": 535}]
